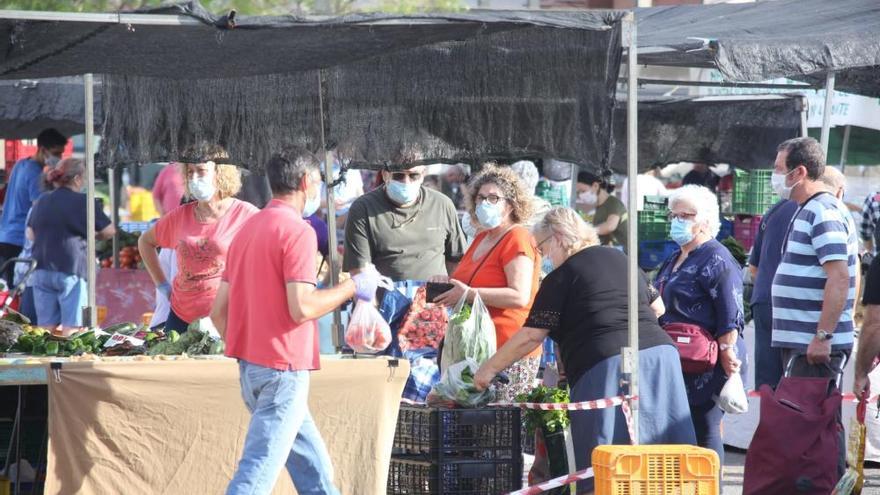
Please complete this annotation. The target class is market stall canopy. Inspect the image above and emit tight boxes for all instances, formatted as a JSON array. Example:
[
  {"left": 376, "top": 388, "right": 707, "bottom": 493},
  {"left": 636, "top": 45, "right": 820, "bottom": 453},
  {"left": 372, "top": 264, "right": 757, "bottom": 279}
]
[
  {"left": 0, "top": 77, "right": 103, "bottom": 139},
  {"left": 0, "top": 3, "right": 625, "bottom": 170},
  {"left": 609, "top": 95, "right": 802, "bottom": 173},
  {"left": 636, "top": 0, "right": 880, "bottom": 97}
]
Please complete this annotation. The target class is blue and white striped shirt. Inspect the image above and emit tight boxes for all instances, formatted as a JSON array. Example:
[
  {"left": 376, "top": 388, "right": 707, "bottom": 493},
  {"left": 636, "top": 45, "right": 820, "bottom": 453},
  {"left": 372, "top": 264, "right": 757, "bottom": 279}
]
[{"left": 771, "top": 192, "right": 858, "bottom": 350}]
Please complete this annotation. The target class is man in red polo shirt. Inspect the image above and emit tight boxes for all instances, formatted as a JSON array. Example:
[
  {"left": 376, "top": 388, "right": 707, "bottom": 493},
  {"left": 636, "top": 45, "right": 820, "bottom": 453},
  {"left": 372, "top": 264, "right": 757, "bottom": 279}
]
[{"left": 211, "top": 148, "right": 382, "bottom": 495}]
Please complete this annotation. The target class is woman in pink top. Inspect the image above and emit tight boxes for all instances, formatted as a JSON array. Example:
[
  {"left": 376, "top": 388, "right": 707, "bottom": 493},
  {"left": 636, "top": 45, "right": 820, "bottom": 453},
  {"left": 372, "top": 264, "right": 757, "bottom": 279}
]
[{"left": 139, "top": 144, "right": 258, "bottom": 333}]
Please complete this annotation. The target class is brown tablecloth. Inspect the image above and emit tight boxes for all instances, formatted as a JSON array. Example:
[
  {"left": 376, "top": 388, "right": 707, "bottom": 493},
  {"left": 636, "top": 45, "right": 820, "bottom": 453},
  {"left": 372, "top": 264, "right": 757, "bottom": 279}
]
[{"left": 45, "top": 357, "right": 408, "bottom": 494}]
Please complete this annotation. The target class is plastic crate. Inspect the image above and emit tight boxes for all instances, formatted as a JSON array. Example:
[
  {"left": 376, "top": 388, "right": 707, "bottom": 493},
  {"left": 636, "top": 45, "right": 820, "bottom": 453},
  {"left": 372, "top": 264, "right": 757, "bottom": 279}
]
[
  {"left": 637, "top": 210, "right": 670, "bottom": 241},
  {"left": 387, "top": 457, "right": 522, "bottom": 495},
  {"left": 642, "top": 196, "right": 668, "bottom": 211},
  {"left": 592, "top": 445, "right": 719, "bottom": 495},
  {"left": 393, "top": 406, "right": 520, "bottom": 459},
  {"left": 732, "top": 169, "right": 777, "bottom": 215},
  {"left": 734, "top": 215, "right": 763, "bottom": 251},
  {"left": 638, "top": 240, "right": 677, "bottom": 270}
]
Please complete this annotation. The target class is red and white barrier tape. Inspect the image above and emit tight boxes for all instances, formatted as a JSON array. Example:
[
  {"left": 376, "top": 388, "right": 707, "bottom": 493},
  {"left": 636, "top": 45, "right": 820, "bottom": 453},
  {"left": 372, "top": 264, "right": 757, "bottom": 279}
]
[
  {"left": 506, "top": 467, "right": 594, "bottom": 495},
  {"left": 488, "top": 395, "right": 637, "bottom": 411}
]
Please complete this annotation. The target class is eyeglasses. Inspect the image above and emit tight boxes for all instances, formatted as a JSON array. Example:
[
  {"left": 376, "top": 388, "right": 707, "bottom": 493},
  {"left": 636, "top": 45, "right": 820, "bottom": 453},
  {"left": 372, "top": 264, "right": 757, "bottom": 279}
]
[
  {"left": 476, "top": 194, "right": 506, "bottom": 205},
  {"left": 391, "top": 171, "right": 423, "bottom": 182},
  {"left": 668, "top": 211, "right": 698, "bottom": 221},
  {"left": 536, "top": 236, "right": 552, "bottom": 255}
]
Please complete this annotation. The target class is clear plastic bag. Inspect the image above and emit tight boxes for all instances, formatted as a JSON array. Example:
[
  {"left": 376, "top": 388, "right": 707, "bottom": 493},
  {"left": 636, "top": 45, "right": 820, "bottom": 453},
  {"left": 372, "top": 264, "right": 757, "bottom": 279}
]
[
  {"left": 717, "top": 372, "right": 749, "bottom": 414},
  {"left": 430, "top": 358, "right": 496, "bottom": 408},
  {"left": 440, "top": 291, "right": 496, "bottom": 375},
  {"left": 398, "top": 287, "right": 448, "bottom": 352},
  {"left": 344, "top": 299, "right": 392, "bottom": 354}
]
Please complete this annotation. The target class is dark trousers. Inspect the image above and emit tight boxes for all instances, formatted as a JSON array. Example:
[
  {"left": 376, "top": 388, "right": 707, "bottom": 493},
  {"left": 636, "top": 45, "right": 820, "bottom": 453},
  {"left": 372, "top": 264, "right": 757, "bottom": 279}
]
[
  {"left": 690, "top": 401, "right": 725, "bottom": 467},
  {"left": 780, "top": 348, "right": 849, "bottom": 479},
  {"left": 0, "top": 242, "right": 23, "bottom": 288},
  {"left": 164, "top": 307, "right": 191, "bottom": 333},
  {"left": 752, "top": 302, "right": 783, "bottom": 389}
]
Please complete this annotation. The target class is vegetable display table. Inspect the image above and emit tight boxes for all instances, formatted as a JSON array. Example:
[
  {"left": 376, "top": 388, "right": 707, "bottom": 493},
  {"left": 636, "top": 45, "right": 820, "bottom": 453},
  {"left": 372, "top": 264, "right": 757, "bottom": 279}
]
[{"left": 1, "top": 355, "right": 408, "bottom": 495}]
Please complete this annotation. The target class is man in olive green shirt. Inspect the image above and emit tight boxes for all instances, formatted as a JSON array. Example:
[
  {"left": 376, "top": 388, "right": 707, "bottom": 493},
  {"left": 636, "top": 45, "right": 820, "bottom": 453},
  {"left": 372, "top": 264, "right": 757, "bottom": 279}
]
[{"left": 343, "top": 166, "right": 466, "bottom": 281}]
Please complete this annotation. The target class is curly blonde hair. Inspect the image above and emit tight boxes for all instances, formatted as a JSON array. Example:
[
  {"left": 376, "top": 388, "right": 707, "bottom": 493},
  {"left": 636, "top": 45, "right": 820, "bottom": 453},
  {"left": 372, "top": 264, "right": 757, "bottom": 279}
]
[
  {"left": 533, "top": 207, "right": 599, "bottom": 257},
  {"left": 183, "top": 162, "right": 242, "bottom": 200},
  {"left": 466, "top": 164, "right": 534, "bottom": 226}
]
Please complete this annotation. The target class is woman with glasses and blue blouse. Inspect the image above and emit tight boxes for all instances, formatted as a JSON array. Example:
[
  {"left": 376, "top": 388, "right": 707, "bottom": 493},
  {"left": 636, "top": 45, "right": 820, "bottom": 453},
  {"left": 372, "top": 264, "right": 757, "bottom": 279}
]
[
  {"left": 653, "top": 184, "right": 746, "bottom": 466},
  {"left": 430, "top": 164, "right": 541, "bottom": 402}
]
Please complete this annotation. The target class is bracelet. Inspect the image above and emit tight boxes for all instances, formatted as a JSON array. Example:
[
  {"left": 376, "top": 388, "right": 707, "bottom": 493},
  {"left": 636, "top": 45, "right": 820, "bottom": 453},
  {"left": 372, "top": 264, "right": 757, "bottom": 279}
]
[{"left": 719, "top": 343, "right": 733, "bottom": 351}]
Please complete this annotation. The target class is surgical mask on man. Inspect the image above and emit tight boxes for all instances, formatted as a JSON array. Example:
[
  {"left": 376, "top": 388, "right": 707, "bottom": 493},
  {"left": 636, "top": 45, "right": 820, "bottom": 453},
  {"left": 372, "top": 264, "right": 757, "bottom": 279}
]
[
  {"left": 476, "top": 201, "right": 504, "bottom": 229},
  {"left": 302, "top": 186, "right": 320, "bottom": 218},
  {"left": 189, "top": 176, "right": 216, "bottom": 202},
  {"left": 770, "top": 169, "right": 799, "bottom": 200},
  {"left": 670, "top": 217, "right": 696, "bottom": 246},
  {"left": 386, "top": 180, "right": 420, "bottom": 205},
  {"left": 44, "top": 154, "right": 61, "bottom": 169}
]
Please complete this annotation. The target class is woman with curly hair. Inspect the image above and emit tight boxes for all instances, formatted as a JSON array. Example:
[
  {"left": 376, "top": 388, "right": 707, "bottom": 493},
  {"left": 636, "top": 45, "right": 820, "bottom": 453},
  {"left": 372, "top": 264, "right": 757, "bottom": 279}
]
[
  {"left": 430, "top": 164, "right": 540, "bottom": 401},
  {"left": 139, "top": 144, "right": 258, "bottom": 333}
]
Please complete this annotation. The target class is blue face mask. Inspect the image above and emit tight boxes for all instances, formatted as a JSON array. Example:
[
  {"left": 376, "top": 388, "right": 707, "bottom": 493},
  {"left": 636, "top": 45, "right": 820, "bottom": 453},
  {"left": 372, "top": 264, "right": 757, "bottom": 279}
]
[
  {"left": 476, "top": 201, "right": 504, "bottom": 229},
  {"left": 386, "top": 180, "right": 421, "bottom": 205},
  {"left": 542, "top": 256, "right": 555, "bottom": 275},
  {"left": 670, "top": 217, "right": 696, "bottom": 246},
  {"left": 302, "top": 187, "right": 320, "bottom": 218},
  {"left": 189, "top": 176, "right": 216, "bottom": 202}
]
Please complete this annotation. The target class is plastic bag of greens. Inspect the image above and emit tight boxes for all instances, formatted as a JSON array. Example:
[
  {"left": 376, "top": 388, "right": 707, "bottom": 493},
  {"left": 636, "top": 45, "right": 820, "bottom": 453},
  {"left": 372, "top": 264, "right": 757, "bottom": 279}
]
[
  {"left": 430, "top": 358, "right": 496, "bottom": 407},
  {"left": 440, "top": 291, "right": 496, "bottom": 375}
]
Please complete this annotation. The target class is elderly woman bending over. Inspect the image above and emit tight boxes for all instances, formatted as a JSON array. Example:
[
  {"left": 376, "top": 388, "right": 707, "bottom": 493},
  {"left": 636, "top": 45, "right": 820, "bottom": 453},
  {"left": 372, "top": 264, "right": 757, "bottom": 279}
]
[
  {"left": 654, "top": 185, "right": 746, "bottom": 466},
  {"left": 474, "top": 207, "right": 695, "bottom": 493}
]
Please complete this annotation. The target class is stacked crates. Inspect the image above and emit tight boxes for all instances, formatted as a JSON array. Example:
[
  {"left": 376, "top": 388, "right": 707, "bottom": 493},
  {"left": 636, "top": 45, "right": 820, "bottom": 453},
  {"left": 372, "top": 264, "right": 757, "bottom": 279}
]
[
  {"left": 637, "top": 196, "right": 675, "bottom": 270},
  {"left": 592, "top": 445, "right": 720, "bottom": 495},
  {"left": 732, "top": 169, "right": 777, "bottom": 216},
  {"left": 388, "top": 406, "right": 523, "bottom": 494}
]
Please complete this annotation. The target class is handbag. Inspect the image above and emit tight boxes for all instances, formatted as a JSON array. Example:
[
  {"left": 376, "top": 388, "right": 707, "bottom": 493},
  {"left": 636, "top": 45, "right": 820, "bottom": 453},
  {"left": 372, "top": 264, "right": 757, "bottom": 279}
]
[{"left": 662, "top": 322, "right": 718, "bottom": 374}]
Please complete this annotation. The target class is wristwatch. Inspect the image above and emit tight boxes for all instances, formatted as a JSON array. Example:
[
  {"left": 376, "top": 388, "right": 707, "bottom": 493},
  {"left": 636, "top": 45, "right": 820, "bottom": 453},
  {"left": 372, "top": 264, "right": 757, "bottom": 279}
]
[{"left": 816, "top": 330, "right": 834, "bottom": 341}]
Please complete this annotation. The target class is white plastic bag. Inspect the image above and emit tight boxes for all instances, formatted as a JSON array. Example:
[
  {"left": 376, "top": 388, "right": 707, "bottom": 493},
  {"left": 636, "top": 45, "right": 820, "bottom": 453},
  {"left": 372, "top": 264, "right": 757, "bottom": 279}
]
[
  {"left": 440, "top": 291, "right": 496, "bottom": 374},
  {"left": 717, "top": 372, "right": 749, "bottom": 414},
  {"left": 344, "top": 299, "right": 392, "bottom": 353},
  {"left": 430, "top": 358, "right": 496, "bottom": 407}
]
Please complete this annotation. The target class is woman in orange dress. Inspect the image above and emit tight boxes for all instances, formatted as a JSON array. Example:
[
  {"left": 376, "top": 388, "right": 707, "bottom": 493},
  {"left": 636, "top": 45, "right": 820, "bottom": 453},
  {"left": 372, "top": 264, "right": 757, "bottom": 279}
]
[{"left": 431, "top": 165, "right": 540, "bottom": 402}]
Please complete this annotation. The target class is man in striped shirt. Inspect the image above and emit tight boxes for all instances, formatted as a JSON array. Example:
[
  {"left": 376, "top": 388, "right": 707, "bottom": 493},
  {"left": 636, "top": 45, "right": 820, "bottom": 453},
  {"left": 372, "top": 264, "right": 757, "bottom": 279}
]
[{"left": 771, "top": 137, "right": 857, "bottom": 372}]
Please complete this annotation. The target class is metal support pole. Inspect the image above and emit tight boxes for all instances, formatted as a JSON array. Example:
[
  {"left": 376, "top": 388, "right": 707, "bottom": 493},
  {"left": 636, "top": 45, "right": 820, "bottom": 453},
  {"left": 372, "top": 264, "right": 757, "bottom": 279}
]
[
  {"left": 839, "top": 125, "right": 851, "bottom": 173},
  {"left": 569, "top": 163, "right": 578, "bottom": 208},
  {"left": 108, "top": 166, "right": 118, "bottom": 268},
  {"left": 622, "top": 12, "right": 639, "bottom": 442},
  {"left": 317, "top": 70, "right": 343, "bottom": 351},
  {"left": 84, "top": 73, "right": 97, "bottom": 327},
  {"left": 820, "top": 72, "right": 835, "bottom": 158},
  {"left": 800, "top": 96, "right": 809, "bottom": 138}
]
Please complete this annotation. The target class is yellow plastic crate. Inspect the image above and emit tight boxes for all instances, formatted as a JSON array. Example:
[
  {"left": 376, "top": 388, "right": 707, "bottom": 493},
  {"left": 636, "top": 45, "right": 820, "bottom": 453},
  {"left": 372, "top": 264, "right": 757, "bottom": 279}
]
[{"left": 592, "top": 445, "right": 719, "bottom": 495}]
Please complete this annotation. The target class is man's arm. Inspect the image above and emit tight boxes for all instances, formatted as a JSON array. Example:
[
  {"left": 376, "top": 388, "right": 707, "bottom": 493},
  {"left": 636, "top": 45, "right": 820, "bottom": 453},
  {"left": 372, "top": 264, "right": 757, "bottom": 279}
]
[
  {"left": 210, "top": 281, "right": 230, "bottom": 339},
  {"left": 287, "top": 279, "right": 356, "bottom": 324},
  {"left": 817, "top": 260, "right": 851, "bottom": 332},
  {"left": 855, "top": 304, "right": 880, "bottom": 395},
  {"left": 342, "top": 199, "right": 372, "bottom": 277}
]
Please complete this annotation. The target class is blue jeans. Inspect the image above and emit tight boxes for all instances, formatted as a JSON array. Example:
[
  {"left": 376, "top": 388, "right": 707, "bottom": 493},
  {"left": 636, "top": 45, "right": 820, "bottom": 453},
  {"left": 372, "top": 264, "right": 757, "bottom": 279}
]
[
  {"left": 227, "top": 360, "right": 339, "bottom": 495},
  {"left": 19, "top": 286, "right": 37, "bottom": 325},
  {"left": 31, "top": 270, "right": 86, "bottom": 327},
  {"left": 752, "top": 302, "right": 782, "bottom": 389}
]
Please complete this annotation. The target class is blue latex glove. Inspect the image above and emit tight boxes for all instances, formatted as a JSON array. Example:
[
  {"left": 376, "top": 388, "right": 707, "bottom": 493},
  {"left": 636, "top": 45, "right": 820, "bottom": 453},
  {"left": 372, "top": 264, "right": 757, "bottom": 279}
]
[
  {"left": 352, "top": 267, "right": 384, "bottom": 301},
  {"left": 157, "top": 281, "right": 172, "bottom": 300}
]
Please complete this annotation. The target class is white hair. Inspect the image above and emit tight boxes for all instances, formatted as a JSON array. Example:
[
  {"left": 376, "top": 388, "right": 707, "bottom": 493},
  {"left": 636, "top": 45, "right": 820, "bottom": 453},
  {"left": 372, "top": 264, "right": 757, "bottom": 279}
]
[
  {"left": 668, "top": 185, "right": 721, "bottom": 238},
  {"left": 510, "top": 160, "right": 539, "bottom": 192}
]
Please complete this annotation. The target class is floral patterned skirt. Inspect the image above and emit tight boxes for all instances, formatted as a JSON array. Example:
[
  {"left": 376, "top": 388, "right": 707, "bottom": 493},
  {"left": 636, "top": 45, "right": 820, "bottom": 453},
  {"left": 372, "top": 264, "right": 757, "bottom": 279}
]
[{"left": 495, "top": 356, "right": 542, "bottom": 403}]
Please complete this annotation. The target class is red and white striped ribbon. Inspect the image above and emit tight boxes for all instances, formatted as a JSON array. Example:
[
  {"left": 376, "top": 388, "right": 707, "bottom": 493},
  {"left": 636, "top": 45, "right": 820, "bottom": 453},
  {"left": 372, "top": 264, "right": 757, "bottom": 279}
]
[
  {"left": 506, "top": 467, "right": 594, "bottom": 495},
  {"left": 488, "top": 395, "right": 636, "bottom": 411}
]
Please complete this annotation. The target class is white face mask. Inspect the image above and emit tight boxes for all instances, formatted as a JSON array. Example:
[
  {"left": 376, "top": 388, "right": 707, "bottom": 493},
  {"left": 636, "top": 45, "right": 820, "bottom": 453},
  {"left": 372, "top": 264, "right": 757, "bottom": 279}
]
[
  {"left": 578, "top": 190, "right": 597, "bottom": 205},
  {"left": 189, "top": 174, "right": 216, "bottom": 202},
  {"left": 770, "top": 169, "right": 799, "bottom": 200}
]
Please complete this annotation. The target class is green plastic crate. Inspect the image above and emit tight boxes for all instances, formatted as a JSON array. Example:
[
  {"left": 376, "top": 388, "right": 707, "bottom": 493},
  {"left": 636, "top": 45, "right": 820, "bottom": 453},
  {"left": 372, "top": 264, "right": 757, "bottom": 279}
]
[
  {"left": 732, "top": 169, "right": 778, "bottom": 215},
  {"left": 638, "top": 210, "right": 670, "bottom": 241}
]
